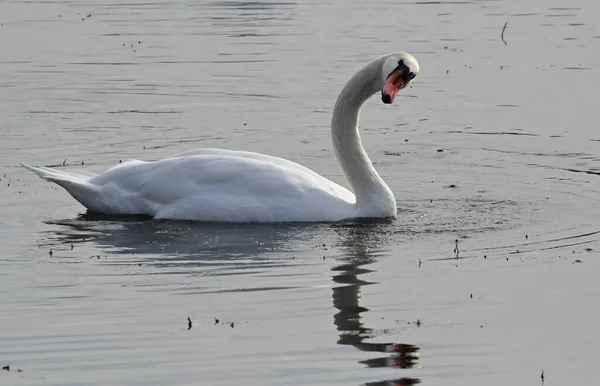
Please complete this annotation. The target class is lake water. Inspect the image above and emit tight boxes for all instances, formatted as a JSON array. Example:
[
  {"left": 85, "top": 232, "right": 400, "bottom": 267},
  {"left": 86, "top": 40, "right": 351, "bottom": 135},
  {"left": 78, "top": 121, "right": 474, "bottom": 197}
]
[{"left": 1, "top": 0, "right": 599, "bottom": 385}]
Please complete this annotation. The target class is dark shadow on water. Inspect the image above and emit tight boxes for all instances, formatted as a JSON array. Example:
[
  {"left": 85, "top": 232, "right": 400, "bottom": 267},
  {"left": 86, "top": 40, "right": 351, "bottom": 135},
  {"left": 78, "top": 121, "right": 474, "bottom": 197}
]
[
  {"left": 41, "top": 215, "right": 397, "bottom": 286},
  {"left": 46, "top": 212, "right": 312, "bottom": 256},
  {"left": 332, "top": 221, "right": 421, "bottom": 385},
  {"left": 43, "top": 213, "right": 397, "bottom": 262},
  {"left": 42, "top": 212, "right": 324, "bottom": 281}
]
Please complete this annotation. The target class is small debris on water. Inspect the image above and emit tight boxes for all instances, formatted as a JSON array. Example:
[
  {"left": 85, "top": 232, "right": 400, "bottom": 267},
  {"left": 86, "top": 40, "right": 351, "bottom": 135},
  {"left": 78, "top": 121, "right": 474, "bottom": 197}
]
[
  {"left": 384, "top": 151, "right": 402, "bottom": 156},
  {"left": 49, "top": 249, "right": 53, "bottom": 257},
  {"left": 214, "top": 318, "right": 219, "bottom": 325},
  {"left": 1, "top": 365, "right": 22, "bottom": 372},
  {"left": 501, "top": 21, "right": 508, "bottom": 45},
  {"left": 230, "top": 322, "right": 234, "bottom": 328},
  {"left": 573, "top": 259, "right": 583, "bottom": 264},
  {"left": 187, "top": 317, "right": 192, "bottom": 330},
  {"left": 437, "top": 148, "right": 444, "bottom": 152}
]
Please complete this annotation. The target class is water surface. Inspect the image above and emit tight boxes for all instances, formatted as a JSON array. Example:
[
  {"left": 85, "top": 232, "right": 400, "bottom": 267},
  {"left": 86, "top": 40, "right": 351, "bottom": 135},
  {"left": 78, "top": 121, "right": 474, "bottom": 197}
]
[{"left": 1, "top": 0, "right": 599, "bottom": 385}]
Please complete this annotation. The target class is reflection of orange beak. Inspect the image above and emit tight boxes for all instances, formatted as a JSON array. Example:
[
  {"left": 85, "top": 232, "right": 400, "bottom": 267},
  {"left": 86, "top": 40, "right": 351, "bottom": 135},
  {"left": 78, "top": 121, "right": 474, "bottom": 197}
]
[{"left": 382, "top": 71, "right": 405, "bottom": 104}]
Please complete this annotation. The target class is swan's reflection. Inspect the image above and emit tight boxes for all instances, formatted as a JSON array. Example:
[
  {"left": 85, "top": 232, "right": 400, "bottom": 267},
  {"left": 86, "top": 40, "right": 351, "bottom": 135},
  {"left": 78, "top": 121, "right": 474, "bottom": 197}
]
[
  {"left": 332, "top": 220, "right": 421, "bottom": 386},
  {"left": 42, "top": 215, "right": 421, "bottom": 384}
]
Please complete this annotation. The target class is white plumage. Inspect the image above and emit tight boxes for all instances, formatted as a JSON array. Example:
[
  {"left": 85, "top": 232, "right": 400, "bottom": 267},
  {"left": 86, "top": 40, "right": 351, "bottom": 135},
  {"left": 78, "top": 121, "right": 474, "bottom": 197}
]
[{"left": 22, "top": 149, "right": 355, "bottom": 222}]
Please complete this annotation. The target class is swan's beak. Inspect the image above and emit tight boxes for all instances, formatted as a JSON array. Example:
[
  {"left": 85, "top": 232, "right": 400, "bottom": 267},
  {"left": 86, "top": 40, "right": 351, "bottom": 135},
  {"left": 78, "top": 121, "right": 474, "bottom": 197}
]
[{"left": 382, "top": 71, "right": 407, "bottom": 104}]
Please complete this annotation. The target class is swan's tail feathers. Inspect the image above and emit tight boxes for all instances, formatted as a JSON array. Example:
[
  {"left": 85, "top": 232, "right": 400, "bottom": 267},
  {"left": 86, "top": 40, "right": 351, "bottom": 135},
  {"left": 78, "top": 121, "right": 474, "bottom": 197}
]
[
  {"left": 20, "top": 163, "right": 101, "bottom": 211},
  {"left": 20, "top": 163, "right": 98, "bottom": 181}
]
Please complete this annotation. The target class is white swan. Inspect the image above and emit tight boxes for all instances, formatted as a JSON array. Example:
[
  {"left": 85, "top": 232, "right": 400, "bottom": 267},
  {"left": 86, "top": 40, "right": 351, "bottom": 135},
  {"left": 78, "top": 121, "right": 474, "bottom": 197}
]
[{"left": 21, "top": 52, "right": 420, "bottom": 223}]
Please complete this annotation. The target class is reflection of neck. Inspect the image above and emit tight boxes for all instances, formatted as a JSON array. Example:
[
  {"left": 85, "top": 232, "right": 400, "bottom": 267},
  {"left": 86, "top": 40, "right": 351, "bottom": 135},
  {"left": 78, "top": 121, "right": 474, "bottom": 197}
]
[
  {"left": 332, "top": 229, "right": 421, "bottom": 384},
  {"left": 332, "top": 262, "right": 371, "bottom": 345},
  {"left": 330, "top": 59, "right": 396, "bottom": 216}
]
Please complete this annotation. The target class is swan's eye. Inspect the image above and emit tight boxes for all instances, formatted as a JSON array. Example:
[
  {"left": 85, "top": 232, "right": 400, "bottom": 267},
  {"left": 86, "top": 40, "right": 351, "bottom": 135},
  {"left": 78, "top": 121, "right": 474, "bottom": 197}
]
[{"left": 388, "top": 60, "right": 409, "bottom": 80}]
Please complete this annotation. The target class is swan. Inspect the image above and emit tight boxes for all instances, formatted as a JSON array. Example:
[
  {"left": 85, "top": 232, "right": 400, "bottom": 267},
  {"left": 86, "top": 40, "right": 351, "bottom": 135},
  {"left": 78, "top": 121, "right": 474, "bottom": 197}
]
[{"left": 21, "top": 52, "right": 420, "bottom": 223}]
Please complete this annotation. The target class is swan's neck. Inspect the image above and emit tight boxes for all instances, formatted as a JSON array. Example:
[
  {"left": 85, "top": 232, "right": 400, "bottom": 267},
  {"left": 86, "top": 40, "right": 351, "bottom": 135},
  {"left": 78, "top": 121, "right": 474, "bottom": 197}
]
[{"left": 331, "top": 59, "right": 396, "bottom": 216}]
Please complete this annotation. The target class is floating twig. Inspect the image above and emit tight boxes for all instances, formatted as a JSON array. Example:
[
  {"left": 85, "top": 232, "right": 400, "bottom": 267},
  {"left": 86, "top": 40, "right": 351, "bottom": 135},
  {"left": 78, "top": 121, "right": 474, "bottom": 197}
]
[{"left": 501, "top": 21, "right": 508, "bottom": 45}]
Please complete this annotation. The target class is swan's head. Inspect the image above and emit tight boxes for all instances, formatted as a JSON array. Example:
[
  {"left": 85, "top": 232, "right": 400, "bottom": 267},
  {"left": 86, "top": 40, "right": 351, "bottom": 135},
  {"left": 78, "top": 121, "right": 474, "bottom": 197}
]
[{"left": 381, "top": 52, "right": 419, "bottom": 104}]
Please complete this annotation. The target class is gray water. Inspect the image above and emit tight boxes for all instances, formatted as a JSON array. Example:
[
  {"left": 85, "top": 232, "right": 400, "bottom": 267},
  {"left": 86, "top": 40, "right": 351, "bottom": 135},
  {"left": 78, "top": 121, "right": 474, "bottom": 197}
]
[{"left": 1, "top": 0, "right": 599, "bottom": 385}]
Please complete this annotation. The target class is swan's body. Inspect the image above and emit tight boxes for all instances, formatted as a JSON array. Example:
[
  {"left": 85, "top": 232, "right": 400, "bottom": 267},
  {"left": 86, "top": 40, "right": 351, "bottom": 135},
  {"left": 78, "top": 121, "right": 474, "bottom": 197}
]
[
  {"left": 22, "top": 149, "right": 357, "bottom": 222},
  {"left": 21, "top": 52, "right": 420, "bottom": 222}
]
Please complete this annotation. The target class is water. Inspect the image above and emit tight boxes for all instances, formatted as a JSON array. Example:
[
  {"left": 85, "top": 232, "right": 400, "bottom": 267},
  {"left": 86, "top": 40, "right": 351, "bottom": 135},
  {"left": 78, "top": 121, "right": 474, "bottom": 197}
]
[{"left": 1, "top": 0, "right": 599, "bottom": 384}]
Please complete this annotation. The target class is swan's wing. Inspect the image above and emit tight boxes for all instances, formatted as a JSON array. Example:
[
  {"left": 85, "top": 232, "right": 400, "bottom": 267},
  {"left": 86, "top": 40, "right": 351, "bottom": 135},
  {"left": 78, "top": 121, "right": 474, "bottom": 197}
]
[
  {"left": 166, "top": 148, "right": 353, "bottom": 199},
  {"left": 170, "top": 148, "right": 327, "bottom": 176},
  {"left": 87, "top": 152, "right": 355, "bottom": 221}
]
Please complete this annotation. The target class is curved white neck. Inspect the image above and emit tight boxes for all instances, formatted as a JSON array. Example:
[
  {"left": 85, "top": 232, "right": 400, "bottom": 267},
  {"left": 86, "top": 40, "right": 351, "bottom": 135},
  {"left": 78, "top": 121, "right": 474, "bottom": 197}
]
[{"left": 331, "top": 58, "right": 396, "bottom": 216}]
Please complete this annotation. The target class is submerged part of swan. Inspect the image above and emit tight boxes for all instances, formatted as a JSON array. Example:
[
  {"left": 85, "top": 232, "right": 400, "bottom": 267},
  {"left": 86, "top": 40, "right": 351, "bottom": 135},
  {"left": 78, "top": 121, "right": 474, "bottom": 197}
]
[{"left": 21, "top": 52, "right": 420, "bottom": 222}]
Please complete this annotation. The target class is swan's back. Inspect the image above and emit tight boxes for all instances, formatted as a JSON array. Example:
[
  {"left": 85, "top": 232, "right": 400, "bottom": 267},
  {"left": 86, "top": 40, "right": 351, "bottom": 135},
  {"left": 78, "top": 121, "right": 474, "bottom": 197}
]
[{"left": 29, "top": 149, "right": 356, "bottom": 222}]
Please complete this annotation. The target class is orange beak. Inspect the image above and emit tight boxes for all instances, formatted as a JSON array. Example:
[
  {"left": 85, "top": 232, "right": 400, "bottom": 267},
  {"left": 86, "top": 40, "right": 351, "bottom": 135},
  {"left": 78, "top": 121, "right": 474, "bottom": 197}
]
[{"left": 382, "top": 71, "right": 405, "bottom": 104}]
